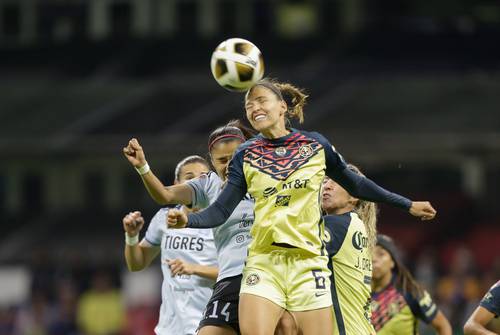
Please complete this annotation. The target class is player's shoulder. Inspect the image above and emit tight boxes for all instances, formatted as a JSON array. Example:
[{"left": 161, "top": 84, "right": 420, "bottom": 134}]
[
  {"left": 237, "top": 136, "right": 260, "bottom": 152},
  {"left": 324, "top": 213, "right": 352, "bottom": 231},
  {"left": 190, "top": 170, "right": 220, "bottom": 185},
  {"left": 481, "top": 280, "right": 500, "bottom": 308},
  {"left": 152, "top": 206, "right": 171, "bottom": 219},
  {"left": 230, "top": 137, "right": 261, "bottom": 165},
  {"left": 295, "top": 129, "right": 331, "bottom": 144},
  {"left": 489, "top": 280, "right": 500, "bottom": 292},
  {"left": 323, "top": 213, "right": 352, "bottom": 255},
  {"left": 202, "top": 170, "right": 221, "bottom": 182}
]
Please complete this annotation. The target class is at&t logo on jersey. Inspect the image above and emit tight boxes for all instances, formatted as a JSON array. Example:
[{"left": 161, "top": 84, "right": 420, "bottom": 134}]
[{"left": 281, "top": 178, "right": 309, "bottom": 190}]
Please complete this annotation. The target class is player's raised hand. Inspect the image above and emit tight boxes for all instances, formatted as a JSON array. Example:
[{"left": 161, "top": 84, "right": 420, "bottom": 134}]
[
  {"left": 167, "top": 208, "right": 188, "bottom": 229},
  {"left": 123, "top": 138, "right": 147, "bottom": 168},
  {"left": 409, "top": 201, "right": 437, "bottom": 221},
  {"left": 123, "top": 211, "right": 145, "bottom": 237}
]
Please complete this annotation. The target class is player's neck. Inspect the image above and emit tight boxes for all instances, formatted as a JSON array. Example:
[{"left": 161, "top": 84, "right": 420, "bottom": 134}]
[
  {"left": 372, "top": 272, "right": 392, "bottom": 293},
  {"left": 261, "top": 125, "right": 289, "bottom": 139},
  {"left": 327, "top": 206, "right": 354, "bottom": 215}
]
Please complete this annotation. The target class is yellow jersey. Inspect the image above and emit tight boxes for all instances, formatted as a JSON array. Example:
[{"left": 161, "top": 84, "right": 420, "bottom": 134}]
[{"left": 324, "top": 212, "right": 375, "bottom": 335}]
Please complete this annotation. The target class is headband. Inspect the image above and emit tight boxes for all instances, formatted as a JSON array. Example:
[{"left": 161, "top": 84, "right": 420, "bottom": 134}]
[{"left": 208, "top": 134, "right": 245, "bottom": 151}]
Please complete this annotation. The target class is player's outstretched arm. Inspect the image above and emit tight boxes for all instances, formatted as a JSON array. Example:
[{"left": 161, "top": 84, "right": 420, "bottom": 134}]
[
  {"left": 464, "top": 307, "right": 497, "bottom": 335},
  {"left": 123, "top": 138, "right": 192, "bottom": 205},
  {"left": 167, "top": 181, "right": 245, "bottom": 230},
  {"left": 332, "top": 167, "right": 437, "bottom": 220},
  {"left": 123, "top": 211, "right": 160, "bottom": 272},
  {"left": 166, "top": 259, "right": 218, "bottom": 281}
]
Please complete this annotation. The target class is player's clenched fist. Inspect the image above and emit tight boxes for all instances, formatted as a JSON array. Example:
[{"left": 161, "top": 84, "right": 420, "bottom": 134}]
[
  {"left": 123, "top": 138, "right": 147, "bottom": 168},
  {"left": 123, "top": 211, "right": 145, "bottom": 237},
  {"left": 409, "top": 201, "right": 437, "bottom": 221},
  {"left": 167, "top": 208, "right": 188, "bottom": 229}
]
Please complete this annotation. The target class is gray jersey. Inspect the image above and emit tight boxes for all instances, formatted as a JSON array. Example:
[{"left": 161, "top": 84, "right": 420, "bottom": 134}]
[
  {"left": 187, "top": 172, "right": 254, "bottom": 281},
  {"left": 144, "top": 207, "right": 217, "bottom": 335}
]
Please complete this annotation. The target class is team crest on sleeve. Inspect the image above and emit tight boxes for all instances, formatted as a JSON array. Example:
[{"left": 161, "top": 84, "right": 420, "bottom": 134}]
[
  {"left": 246, "top": 273, "right": 260, "bottom": 286},
  {"left": 244, "top": 133, "right": 322, "bottom": 180}
]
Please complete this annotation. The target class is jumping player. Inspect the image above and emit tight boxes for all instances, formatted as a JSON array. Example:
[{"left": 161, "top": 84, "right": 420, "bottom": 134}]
[{"left": 167, "top": 79, "right": 437, "bottom": 335}]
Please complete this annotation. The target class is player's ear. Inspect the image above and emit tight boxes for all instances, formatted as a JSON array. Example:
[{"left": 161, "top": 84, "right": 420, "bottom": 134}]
[{"left": 279, "top": 100, "right": 287, "bottom": 116}]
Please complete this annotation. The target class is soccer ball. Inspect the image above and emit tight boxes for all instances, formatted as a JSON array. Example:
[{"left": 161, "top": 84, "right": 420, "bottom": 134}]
[{"left": 210, "top": 38, "right": 265, "bottom": 92}]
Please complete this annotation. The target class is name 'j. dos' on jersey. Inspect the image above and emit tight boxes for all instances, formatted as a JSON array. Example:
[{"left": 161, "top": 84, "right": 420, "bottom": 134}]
[{"left": 230, "top": 129, "right": 347, "bottom": 256}]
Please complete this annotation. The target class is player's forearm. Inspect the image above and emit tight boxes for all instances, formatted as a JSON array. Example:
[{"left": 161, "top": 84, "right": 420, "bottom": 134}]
[
  {"left": 464, "top": 321, "right": 496, "bottom": 335},
  {"left": 191, "top": 265, "right": 219, "bottom": 281},
  {"left": 140, "top": 169, "right": 173, "bottom": 205},
  {"left": 187, "top": 182, "right": 244, "bottom": 228},
  {"left": 334, "top": 168, "right": 412, "bottom": 210},
  {"left": 124, "top": 243, "right": 147, "bottom": 271}
]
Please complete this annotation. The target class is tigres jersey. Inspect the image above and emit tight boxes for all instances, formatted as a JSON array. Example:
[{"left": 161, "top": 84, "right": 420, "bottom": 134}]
[{"left": 324, "top": 213, "right": 375, "bottom": 335}]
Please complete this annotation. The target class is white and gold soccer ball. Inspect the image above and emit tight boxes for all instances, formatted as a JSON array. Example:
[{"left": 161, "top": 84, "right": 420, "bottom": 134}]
[{"left": 210, "top": 38, "right": 265, "bottom": 92}]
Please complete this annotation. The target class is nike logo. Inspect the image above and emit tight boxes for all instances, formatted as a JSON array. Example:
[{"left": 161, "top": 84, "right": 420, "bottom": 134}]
[{"left": 315, "top": 292, "right": 328, "bottom": 297}]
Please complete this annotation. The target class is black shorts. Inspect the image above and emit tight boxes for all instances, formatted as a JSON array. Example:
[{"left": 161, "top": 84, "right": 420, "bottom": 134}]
[{"left": 198, "top": 274, "right": 242, "bottom": 334}]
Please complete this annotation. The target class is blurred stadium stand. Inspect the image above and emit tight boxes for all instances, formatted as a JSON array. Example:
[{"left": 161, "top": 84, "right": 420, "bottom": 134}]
[{"left": 1, "top": 0, "right": 499, "bottom": 333}]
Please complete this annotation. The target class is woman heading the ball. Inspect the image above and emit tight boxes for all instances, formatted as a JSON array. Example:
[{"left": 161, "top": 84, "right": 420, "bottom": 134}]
[{"left": 166, "top": 78, "right": 437, "bottom": 335}]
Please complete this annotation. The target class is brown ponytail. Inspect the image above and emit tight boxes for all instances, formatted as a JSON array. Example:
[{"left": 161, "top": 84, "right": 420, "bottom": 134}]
[{"left": 275, "top": 82, "right": 308, "bottom": 124}]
